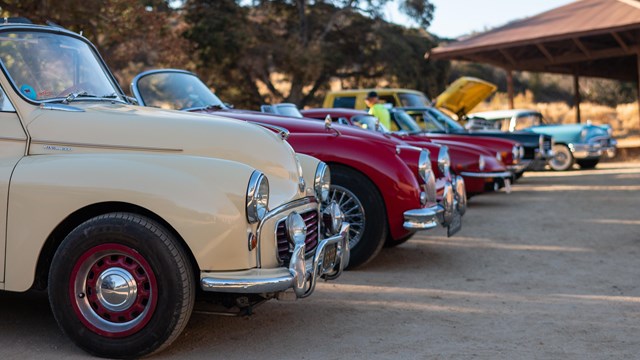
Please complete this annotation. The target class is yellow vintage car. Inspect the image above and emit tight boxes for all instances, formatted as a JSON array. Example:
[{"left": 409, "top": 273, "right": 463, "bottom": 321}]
[{"left": 0, "top": 22, "right": 348, "bottom": 357}]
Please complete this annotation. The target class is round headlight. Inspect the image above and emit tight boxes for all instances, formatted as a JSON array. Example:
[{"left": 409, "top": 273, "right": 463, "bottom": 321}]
[
  {"left": 323, "top": 202, "right": 344, "bottom": 235},
  {"left": 286, "top": 211, "right": 307, "bottom": 245},
  {"left": 246, "top": 171, "right": 269, "bottom": 224},
  {"left": 478, "top": 155, "right": 486, "bottom": 171},
  {"left": 438, "top": 146, "right": 451, "bottom": 178},
  {"left": 314, "top": 162, "right": 331, "bottom": 203},
  {"left": 418, "top": 149, "right": 431, "bottom": 182}
]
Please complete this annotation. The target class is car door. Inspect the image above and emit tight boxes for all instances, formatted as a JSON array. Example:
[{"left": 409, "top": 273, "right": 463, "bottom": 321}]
[{"left": 0, "top": 85, "right": 27, "bottom": 283}]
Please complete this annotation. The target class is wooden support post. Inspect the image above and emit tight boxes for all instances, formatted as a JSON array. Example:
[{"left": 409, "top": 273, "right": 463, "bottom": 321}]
[
  {"left": 506, "top": 69, "right": 514, "bottom": 109},
  {"left": 573, "top": 72, "right": 581, "bottom": 124}
]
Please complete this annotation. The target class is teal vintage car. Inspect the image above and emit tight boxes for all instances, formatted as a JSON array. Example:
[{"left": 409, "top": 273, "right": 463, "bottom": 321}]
[{"left": 468, "top": 109, "right": 617, "bottom": 171}]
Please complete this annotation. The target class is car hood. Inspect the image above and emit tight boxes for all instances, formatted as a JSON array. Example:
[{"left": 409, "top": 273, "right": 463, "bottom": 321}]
[
  {"left": 435, "top": 77, "right": 497, "bottom": 117},
  {"left": 25, "top": 103, "right": 302, "bottom": 207}
]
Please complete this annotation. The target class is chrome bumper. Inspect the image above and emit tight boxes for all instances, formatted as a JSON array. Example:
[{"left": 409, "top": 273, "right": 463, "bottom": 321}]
[
  {"left": 404, "top": 179, "right": 465, "bottom": 231},
  {"left": 200, "top": 223, "right": 350, "bottom": 298},
  {"left": 507, "top": 161, "right": 529, "bottom": 174},
  {"left": 570, "top": 143, "right": 602, "bottom": 159},
  {"left": 460, "top": 171, "right": 513, "bottom": 178}
]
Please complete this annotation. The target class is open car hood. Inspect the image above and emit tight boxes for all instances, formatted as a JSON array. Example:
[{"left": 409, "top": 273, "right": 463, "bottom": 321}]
[{"left": 435, "top": 77, "right": 497, "bottom": 118}]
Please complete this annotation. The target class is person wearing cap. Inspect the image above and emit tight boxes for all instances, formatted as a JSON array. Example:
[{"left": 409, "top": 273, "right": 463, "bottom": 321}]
[{"left": 364, "top": 91, "right": 391, "bottom": 130}]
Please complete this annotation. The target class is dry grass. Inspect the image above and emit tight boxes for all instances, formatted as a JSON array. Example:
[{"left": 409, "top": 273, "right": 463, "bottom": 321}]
[{"left": 474, "top": 91, "right": 640, "bottom": 140}]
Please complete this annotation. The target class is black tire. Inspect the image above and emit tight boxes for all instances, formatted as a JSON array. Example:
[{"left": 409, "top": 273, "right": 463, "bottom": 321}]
[
  {"left": 48, "top": 213, "right": 195, "bottom": 358},
  {"left": 549, "top": 144, "right": 574, "bottom": 171},
  {"left": 330, "top": 165, "right": 387, "bottom": 268},
  {"left": 384, "top": 232, "right": 415, "bottom": 248},
  {"left": 576, "top": 158, "right": 599, "bottom": 169}
]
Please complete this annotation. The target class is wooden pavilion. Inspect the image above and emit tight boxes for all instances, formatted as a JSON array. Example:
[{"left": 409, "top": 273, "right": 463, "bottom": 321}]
[{"left": 430, "top": 0, "right": 640, "bottom": 124}]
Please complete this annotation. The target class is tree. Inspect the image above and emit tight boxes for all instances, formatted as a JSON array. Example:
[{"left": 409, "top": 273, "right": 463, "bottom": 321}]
[{"left": 183, "top": 0, "right": 437, "bottom": 108}]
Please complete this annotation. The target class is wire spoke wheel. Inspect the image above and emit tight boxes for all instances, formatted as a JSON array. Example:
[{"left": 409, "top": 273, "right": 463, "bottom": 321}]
[{"left": 330, "top": 185, "right": 366, "bottom": 249}]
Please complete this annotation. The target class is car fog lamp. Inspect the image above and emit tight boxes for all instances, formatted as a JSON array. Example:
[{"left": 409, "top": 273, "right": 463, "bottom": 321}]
[
  {"left": 314, "top": 162, "right": 331, "bottom": 203},
  {"left": 286, "top": 211, "right": 307, "bottom": 245},
  {"left": 437, "top": 146, "right": 451, "bottom": 178},
  {"left": 323, "top": 202, "right": 344, "bottom": 235},
  {"left": 478, "top": 155, "right": 486, "bottom": 171},
  {"left": 246, "top": 171, "right": 269, "bottom": 224}
]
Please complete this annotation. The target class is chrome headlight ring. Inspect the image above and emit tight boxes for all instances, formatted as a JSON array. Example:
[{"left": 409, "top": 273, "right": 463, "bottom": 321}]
[
  {"left": 246, "top": 171, "right": 269, "bottom": 224},
  {"left": 438, "top": 146, "right": 451, "bottom": 179},
  {"left": 314, "top": 162, "right": 331, "bottom": 203},
  {"left": 478, "top": 155, "right": 486, "bottom": 171}
]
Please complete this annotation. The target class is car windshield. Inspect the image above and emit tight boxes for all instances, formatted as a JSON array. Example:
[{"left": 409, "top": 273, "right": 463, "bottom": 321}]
[
  {"left": 275, "top": 104, "right": 303, "bottom": 118},
  {"left": 425, "top": 108, "right": 465, "bottom": 131},
  {"left": 515, "top": 114, "right": 543, "bottom": 129},
  {"left": 135, "top": 72, "right": 224, "bottom": 110},
  {"left": 0, "top": 31, "right": 122, "bottom": 102},
  {"left": 398, "top": 93, "right": 430, "bottom": 107},
  {"left": 391, "top": 110, "right": 423, "bottom": 133},
  {"left": 351, "top": 115, "right": 389, "bottom": 132}
]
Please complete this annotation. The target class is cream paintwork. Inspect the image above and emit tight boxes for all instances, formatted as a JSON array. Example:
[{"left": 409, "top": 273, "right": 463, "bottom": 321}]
[
  {"left": 0, "top": 110, "right": 28, "bottom": 283},
  {"left": 0, "top": 66, "right": 323, "bottom": 292}
]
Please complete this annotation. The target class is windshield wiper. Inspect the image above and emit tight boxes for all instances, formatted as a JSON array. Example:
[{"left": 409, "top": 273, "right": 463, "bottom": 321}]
[
  {"left": 62, "top": 91, "right": 125, "bottom": 104},
  {"left": 183, "top": 103, "right": 224, "bottom": 111},
  {"left": 62, "top": 91, "right": 89, "bottom": 104}
]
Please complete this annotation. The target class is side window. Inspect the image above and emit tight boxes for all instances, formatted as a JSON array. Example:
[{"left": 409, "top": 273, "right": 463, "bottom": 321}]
[
  {"left": 421, "top": 113, "right": 442, "bottom": 131},
  {"left": 378, "top": 95, "right": 395, "bottom": 106},
  {"left": 333, "top": 96, "right": 356, "bottom": 109},
  {"left": 0, "top": 86, "right": 15, "bottom": 112}
]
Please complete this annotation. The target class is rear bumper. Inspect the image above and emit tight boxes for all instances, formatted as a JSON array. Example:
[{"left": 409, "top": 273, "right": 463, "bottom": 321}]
[{"left": 200, "top": 223, "right": 350, "bottom": 298}]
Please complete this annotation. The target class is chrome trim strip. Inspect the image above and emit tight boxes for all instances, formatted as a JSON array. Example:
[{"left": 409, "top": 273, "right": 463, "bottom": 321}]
[
  {"left": 30, "top": 140, "right": 183, "bottom": 153},
  {"left": 0, "top": 136, "right": 26, "bottom": 142},
  {"left": 248, "top": 121, "right": 290, "bottom": 141},
  {"left": 39, "top": 103, "right": 85, "bottom": 112},
  {"left": 460, "top": 171, "right": 513, "bottom": 178}
]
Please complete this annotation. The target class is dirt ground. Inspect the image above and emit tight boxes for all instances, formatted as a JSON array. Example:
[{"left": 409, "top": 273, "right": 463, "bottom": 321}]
[{"left": 1, "top": 161, "right": 639, "bottom": 359}]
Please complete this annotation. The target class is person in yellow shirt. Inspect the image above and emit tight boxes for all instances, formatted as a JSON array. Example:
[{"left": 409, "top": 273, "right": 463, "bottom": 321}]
[{"left": 364, "top": 91, "right": 391, "bottom": 130}]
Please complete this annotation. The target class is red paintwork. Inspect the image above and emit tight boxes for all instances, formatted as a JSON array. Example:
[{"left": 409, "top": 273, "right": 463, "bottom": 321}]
[
  {"left": 302, "top": 108, "right": 509, "bottom": 195},
  {"left": 190, "top": 108, "right": 431, "bottom": 241},
  {"left": 70, "top": 243, "right": 158, "bottom": 338}
]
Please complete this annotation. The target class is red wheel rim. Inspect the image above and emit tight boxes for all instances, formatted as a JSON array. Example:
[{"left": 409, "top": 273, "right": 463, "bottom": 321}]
[{"left": 69, "top": 243, "right": 158, "bottom": 338}]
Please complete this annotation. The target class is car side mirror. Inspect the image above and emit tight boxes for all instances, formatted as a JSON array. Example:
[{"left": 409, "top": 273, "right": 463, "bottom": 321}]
[{"left": 324, "top": 114, "right": 333, "bottom": 129}]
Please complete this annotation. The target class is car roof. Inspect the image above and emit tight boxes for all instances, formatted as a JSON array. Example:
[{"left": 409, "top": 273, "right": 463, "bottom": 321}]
[
  {"left": 469, "top": 109, "right": 542, "bottom": 120},
  {"left": 327, "top": 88, "right": 426, "bottom": 96}
]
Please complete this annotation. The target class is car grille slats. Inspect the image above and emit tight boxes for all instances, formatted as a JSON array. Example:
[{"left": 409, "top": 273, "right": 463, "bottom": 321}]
[{"left": 276, "top": 209, "right": 320, "bottom": 265}]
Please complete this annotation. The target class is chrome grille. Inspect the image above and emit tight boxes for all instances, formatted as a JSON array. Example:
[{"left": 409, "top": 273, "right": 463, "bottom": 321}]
[{"left": 276, "top": 209, "right": 319, "bottom": 265}]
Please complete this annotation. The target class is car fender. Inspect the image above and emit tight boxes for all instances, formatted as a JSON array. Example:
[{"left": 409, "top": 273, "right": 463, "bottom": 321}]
[
  {"left": 286, "top": 133, "right": 421, "bottom": 240},
  {"left": 6, "top": 153, "right": 257, "bottom": 291}
]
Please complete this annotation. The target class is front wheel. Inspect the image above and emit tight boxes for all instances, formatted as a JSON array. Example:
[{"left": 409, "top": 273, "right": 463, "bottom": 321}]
[
  {"left": 330, "top": 165, "right": 388, "bottom": 268},
  {"left": 48, "top": 213, "right": 195, "bottom": 358},
  {"left": 549, "top": 144, "right": 574, "bottom": 171},
  {"left": 576, "top": 158, "right": 599, "bottom": 169}
]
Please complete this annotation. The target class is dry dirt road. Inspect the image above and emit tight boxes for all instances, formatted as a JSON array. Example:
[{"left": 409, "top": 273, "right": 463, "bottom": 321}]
[{"left": 1, "top": 161, "right": 639, "bottom": 359}]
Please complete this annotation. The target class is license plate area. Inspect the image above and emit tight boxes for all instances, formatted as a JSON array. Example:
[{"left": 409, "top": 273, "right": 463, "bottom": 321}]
[
  {"left": 322, "top": 243, "right": 338, "bottom": 272},
  {"left": 447, "top": 208, "right": 462, "bottom": 237}
]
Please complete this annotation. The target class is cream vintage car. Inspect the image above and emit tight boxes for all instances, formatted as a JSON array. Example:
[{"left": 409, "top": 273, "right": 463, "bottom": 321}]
[{"left": 0, "top": 23, "right": 349, "bottom": 358}]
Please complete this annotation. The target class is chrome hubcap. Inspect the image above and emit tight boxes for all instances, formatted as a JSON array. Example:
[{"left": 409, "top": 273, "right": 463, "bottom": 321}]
[
  {"left": 329, "top": 185, "right": 365, "bottom": 249},
  {"left": 96, "top": 268, "right": 137, "bottom": 312}
]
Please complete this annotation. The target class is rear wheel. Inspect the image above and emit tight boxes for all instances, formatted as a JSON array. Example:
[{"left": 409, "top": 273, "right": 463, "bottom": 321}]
[
  {"left": 48, "top": 213, "right": 195, "bottom": 358},
  {"left": 576, "top": 158, "right": 599, "bottom": 169},
  {"left": 330, "top": 165, "right": 387, "bottom": 268},
  {"left": 549, "top": 144, "right": 574, "bottom": 171}
]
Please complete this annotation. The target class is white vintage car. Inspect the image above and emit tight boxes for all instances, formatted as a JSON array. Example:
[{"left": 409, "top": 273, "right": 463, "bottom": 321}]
[{"left": 0, "top": 23, "right": 349, "bottom": 357}]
